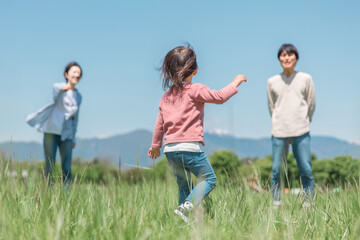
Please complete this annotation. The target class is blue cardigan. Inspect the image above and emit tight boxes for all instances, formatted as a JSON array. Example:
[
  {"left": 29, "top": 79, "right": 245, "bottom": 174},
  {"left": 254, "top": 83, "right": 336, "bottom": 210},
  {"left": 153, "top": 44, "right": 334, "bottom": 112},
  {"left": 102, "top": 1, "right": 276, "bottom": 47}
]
[{"left": 26, "top": 83, "right": 82, "bottom": 142}]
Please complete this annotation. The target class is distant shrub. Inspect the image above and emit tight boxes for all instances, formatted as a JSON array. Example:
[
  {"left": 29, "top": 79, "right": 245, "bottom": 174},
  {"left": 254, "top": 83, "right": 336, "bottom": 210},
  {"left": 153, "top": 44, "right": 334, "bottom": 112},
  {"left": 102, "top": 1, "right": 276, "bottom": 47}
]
[
  {"left": 143, "top": 157, "right": 171, "bottom": 181},
  {"left": 248, "top": 155, "right": 273, "bottom": 186},
  {"left": 1, "top": 153, "right": 359, "bottom": 188},
  {"left": 209, "top": 150, "right": 242, "bottom": 182},
  {"left": 245, "top": 153, "right": 319, "bottom": 189},
  {"left": 72, "top": 161, "right": 118, "bottom": 185},
  {"left": 122, "top": 168, "right": 144, "bottom": 184},
  {"left": 313, "top": 155, "right": 360, "bottom": 186}
]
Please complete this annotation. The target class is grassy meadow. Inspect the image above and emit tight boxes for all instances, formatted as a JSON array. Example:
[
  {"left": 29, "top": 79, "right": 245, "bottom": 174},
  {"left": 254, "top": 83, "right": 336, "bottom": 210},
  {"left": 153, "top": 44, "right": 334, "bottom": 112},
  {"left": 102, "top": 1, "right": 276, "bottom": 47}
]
[{"left": 1, "top": 159, "right": 360, "bottom": 240}]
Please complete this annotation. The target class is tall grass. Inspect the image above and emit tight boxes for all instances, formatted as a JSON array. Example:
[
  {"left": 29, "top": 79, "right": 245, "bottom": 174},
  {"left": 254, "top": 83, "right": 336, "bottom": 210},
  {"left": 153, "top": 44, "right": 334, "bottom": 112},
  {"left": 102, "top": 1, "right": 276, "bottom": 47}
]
[{"left": 1, "top": 162, "right": 360, "bottom": 239}]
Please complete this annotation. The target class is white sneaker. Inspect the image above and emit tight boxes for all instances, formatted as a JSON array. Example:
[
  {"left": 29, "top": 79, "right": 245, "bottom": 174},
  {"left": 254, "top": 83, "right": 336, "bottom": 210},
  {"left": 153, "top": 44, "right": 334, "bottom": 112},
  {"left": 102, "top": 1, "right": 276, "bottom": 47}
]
[
  {"left": 174, "top": 209, "right": 189, "bottom": 223},
  {"left": 175, "top": 201, "right": 194, "bottom": 223},
  {"left": 183, "top": 201, "right": 194, "bottom": 211},
  {"left": 302, "top": 199, "right": 311, "bottom": 208}
]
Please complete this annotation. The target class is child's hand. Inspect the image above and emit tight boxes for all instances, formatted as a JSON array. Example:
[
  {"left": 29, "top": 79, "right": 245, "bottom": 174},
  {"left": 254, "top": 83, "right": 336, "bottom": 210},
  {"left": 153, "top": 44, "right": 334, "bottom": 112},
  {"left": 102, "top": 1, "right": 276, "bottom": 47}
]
[
  {"left": 148, "top": 148, "right": 160, "bottom": 159},
  {"left": 231, "top": 74, "right": 247, "bottom": 88}
]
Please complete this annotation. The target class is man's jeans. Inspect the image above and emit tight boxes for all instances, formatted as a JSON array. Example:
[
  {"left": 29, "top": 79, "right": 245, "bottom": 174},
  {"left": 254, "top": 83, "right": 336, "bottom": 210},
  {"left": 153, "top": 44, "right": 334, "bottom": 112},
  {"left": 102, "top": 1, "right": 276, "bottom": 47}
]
[
  {"left": 271, "top": 132, "right": 315, "bottom": 200},
  {"left": 165, "top": 151, "right": 217, "bottom": 206},
  {"left": 43, "top": 133, "right": 73, "bottom": 183}
]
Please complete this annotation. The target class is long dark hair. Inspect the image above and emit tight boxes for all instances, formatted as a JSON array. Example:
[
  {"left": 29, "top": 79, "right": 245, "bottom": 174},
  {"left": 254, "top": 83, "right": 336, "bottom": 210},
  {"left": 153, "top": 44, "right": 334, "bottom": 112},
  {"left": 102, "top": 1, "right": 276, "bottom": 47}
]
[
  {"left": 64, "top": 62, "right": 82, "bottom": 82},
  {"left": 160, "top": 45, "right": 197, "bottom": 93}
]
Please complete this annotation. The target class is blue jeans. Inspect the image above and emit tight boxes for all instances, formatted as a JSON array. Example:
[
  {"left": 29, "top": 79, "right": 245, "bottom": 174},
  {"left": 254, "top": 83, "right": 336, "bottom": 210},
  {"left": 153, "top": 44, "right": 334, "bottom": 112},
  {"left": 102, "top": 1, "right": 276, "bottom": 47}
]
[
  {"left": 43, "top": 133, "right": 73, "bottom": 183},
  {"left": 271, "top": 132, "right": 315, "bottom": 200},
  {"left": 165, "top": 151, "right": 217, "bottom": 206}
]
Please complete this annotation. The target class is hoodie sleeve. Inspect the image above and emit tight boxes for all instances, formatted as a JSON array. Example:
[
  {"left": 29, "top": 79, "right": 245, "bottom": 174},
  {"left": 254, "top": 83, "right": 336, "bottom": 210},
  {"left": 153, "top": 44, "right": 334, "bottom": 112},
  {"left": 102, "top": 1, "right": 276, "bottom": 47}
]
[
  {"left": 189, "top": 83, "right": 238, "bottom": 104},
  {"left": 151, "top": 109, "right": 164, "bottom": 149}
]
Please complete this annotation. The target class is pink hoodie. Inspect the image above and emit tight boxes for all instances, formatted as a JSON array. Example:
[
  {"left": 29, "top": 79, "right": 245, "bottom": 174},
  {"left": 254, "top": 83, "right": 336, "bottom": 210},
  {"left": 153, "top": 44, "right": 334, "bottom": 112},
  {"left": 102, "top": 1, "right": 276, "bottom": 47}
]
[{"left": 151, "top": 82, "right": 238, "bottom": 148}]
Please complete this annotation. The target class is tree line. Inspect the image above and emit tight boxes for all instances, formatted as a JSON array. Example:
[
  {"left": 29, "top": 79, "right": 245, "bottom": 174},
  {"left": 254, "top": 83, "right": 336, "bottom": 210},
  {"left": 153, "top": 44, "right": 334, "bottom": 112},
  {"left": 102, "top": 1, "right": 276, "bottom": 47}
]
[{"left": 1, "top": 150, "right": 359, "bottom": 188}]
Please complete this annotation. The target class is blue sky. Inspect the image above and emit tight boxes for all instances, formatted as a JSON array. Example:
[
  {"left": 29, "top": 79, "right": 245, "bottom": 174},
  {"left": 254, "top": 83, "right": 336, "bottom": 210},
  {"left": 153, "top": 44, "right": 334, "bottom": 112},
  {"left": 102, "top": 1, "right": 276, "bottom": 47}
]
[{"left": 1, "top": 0, "right": 359, "bottom": 143}]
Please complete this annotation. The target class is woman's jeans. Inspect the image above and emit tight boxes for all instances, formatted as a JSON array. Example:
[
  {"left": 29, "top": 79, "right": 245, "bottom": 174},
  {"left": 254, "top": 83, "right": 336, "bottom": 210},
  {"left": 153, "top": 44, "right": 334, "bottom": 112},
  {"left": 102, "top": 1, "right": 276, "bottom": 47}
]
[
  {"left": 165, "top": 151, "right": 217, "bottom": 206},
  {"left": 43, "top": 133, "right": 73, "bottom": 184},
  {"left": 271, "top": 132, "right": 315, "bottom": 200}
]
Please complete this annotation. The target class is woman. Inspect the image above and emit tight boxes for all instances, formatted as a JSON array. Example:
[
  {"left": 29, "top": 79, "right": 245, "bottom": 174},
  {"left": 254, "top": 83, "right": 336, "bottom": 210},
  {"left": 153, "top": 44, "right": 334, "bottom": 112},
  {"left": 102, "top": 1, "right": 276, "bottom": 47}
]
[{"left": 27, "top": 62, "right": 82, "bottom": 185}]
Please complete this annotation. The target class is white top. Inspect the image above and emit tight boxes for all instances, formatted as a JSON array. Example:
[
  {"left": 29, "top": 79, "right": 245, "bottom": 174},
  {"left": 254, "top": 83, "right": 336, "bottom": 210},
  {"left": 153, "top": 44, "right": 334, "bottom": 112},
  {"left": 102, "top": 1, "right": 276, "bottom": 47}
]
[
  {"left": 163, "top": 142, "right": 203, "bottom": 153},
  {"left": 267, "top": 71, "right": 315, "bottom": 138},
  {"left": 43, "top": 89, "right": 79, "bottom": 135}
]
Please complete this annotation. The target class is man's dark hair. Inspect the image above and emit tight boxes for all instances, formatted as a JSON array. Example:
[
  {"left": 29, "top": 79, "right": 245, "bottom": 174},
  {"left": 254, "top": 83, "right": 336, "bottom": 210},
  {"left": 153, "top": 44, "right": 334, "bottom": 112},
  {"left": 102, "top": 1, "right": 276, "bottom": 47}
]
[{"left": 277, "top": 44, "right": 299, "bottom": 60}]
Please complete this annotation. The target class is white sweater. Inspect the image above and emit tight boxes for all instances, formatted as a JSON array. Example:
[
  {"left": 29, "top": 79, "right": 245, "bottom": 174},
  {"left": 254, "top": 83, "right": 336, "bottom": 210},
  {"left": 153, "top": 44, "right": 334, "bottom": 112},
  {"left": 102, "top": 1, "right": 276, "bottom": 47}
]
[{"left": 267, "top": 72, "right": 315, "bottom": 138}]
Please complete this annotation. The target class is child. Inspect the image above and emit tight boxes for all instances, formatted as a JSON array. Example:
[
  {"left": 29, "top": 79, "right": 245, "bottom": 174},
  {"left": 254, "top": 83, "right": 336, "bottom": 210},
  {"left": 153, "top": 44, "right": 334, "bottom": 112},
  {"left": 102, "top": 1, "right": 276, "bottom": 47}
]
[{"left": 148, "top": 46, "right": 246, "bottom": 222}]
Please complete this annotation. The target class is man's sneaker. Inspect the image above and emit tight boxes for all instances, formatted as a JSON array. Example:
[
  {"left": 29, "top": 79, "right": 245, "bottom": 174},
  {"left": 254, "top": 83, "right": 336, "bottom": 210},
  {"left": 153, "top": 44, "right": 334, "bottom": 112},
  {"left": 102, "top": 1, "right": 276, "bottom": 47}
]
[
  {"left": 273, "top": 200, "right": 282, "bottom": 209},
  {"left": 302, "top": 199, "right": 311, "bottom": 208}
]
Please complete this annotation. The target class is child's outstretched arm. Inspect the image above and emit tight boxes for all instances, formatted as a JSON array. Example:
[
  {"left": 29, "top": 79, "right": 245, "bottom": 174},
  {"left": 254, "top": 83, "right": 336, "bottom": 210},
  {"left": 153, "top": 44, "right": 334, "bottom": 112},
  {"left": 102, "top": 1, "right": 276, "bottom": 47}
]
[
  {"left": 231, "top": 74, "right": 247, "bottom": 88},
  {"left": 190, "top": 74, "right": 247, "bottom": 104}
]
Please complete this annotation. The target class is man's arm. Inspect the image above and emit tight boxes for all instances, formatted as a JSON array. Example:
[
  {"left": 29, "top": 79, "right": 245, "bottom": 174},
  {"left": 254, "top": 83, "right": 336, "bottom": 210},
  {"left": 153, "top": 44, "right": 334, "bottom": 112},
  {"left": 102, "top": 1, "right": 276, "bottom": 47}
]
[
  {"left": 267, "top": 81, "right": 275, "bottom": 117},
  {"left": 306, "top": 77, "right": 316, "bottom": 122}
]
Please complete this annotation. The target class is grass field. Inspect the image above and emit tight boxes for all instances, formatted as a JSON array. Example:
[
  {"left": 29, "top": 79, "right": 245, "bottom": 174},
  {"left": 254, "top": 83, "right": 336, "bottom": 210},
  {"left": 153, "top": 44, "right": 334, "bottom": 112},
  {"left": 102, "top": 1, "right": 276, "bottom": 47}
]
[{"left": 1, "top": 165, "right": 360, "bottom": 240}]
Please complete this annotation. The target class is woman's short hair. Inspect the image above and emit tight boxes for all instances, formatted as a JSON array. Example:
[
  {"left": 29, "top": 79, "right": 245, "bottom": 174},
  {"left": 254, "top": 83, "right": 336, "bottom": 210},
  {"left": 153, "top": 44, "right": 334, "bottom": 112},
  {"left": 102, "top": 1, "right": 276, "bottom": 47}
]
[
  {"left": 64, "top": 62, "right": 82, "bottom": 81},
  {"left": 277, "top": 44, "right": 299, "bottom": 60}
]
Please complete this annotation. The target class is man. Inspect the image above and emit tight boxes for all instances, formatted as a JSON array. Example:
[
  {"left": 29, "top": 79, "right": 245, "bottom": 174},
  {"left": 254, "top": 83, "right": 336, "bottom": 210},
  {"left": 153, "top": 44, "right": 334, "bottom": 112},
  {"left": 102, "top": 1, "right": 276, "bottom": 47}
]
[{"left": 267, "top": 43, "right": 315, "bottom": 207}]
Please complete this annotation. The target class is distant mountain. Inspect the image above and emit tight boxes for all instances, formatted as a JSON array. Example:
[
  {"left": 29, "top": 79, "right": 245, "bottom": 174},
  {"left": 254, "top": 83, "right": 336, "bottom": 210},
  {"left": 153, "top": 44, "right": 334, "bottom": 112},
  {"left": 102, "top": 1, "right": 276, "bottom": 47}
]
[
  {"left": 202, "top": 134, "right": 360, "bottom": 161},
  {"left": 1, "top": 129, "right": 359, "bottom": 168}
]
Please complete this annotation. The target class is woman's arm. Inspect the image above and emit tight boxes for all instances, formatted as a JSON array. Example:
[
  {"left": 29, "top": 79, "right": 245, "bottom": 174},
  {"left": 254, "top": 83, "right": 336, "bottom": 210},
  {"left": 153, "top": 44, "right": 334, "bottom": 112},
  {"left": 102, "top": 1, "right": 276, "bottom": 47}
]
[
  {"left": 71, "top": 92, "right": 82, "bottom": 148},
  {"left": 52, "top": 83, "right": 66, "bottom": 101},
  {"left": 71, "top": 110, "right": 79, "bottom": 148}
]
